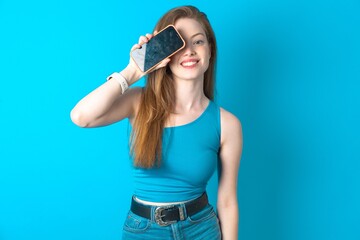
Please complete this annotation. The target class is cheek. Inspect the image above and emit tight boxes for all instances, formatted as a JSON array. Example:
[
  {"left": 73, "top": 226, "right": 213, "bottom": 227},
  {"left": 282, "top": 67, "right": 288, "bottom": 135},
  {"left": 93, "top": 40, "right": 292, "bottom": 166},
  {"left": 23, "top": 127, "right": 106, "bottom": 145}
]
[
  {"left": 203, "top": 59, "right": 210, "bottom": 72},
  {"left": 205, "top": 48, "right": 211, "bottom": 61},
  {"left": 168, "top": 62, "right": 180, "bottom": 76},
  {"left": 168, "top": 59, "right": 177, "bottom": 72},
  {"left": 169, "top": 54, "right": 182, "bottom": 71},
  {"left": 169, "top": 54, "right": 179, "bottom": 66},
  {"left": 203, "top": 52, "right": 211, "bottom": 66}
]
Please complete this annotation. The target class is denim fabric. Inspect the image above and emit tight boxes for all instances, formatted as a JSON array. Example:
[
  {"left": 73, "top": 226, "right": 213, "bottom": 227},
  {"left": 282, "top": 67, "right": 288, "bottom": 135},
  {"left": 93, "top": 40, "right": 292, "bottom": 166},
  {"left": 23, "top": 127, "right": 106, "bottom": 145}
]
[{"left": 122, "top": 204, "right": 221, "bottom": 240}]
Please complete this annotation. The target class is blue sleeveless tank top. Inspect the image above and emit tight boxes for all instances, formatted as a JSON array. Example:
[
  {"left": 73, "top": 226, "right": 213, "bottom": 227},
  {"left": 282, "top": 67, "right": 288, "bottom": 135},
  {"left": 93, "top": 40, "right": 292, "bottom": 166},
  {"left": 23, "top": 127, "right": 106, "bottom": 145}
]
[{"left": 129, "top": 100, "right": 221, "bottom": 202}]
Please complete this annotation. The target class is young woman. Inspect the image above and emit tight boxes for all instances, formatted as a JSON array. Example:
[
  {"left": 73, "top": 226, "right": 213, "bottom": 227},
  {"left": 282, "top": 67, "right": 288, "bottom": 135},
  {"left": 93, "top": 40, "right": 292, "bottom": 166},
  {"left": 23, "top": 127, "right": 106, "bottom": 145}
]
[{"left": 71, "top": 5, "right": 242, "bottom": 240}]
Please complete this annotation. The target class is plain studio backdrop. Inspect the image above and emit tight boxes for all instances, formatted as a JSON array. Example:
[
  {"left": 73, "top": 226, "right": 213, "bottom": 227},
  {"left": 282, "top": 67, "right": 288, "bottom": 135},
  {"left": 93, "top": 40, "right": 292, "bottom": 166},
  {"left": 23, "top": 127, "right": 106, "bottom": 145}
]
[{"left": 0, "top": 0, "right": 359, "bottom": 239}]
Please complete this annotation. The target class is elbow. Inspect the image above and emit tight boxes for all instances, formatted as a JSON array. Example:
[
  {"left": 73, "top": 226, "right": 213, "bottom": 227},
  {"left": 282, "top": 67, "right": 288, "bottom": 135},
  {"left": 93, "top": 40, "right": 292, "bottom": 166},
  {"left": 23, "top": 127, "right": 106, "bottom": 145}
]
[
  {"left": 70, "top": 108, "right": 90, "bottom": 128},
  {"left": 217, "top": 200, "right": 239, "bottom": 217},
  {"left": 217, "top": 199, "right": 238, "bottom": 210},
  {"left": 217, "top": 193, "right": 238, "bottom": 210}
]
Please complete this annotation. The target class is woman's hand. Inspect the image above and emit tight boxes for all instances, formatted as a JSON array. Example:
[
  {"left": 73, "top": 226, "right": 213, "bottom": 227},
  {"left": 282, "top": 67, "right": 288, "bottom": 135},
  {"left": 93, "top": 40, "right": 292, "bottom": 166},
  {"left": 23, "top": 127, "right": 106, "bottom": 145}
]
[{"left": 122, "top": 33, "right": 171, "bottom": 84}]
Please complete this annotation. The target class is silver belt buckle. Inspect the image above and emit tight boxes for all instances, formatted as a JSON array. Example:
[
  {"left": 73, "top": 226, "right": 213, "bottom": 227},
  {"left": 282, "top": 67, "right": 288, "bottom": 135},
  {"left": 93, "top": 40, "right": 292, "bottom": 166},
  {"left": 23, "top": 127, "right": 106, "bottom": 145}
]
[{"left": 155, "top": 205, "right": 184, "bottom": 226}]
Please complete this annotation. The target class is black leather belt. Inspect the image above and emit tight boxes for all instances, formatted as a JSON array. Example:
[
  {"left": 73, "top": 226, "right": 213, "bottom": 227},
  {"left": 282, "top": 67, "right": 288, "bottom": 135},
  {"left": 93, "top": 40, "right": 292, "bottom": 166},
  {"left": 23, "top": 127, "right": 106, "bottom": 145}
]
[{"left": 131, "top": 192, "right": 208, "bottom": 226}]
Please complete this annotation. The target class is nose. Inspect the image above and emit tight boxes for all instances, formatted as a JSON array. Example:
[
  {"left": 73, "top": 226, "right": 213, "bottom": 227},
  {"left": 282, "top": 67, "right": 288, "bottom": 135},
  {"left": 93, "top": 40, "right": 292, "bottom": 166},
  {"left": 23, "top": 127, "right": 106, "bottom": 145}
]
[{"left": 182, "top": 41, "right": 195, "bottom": 56}]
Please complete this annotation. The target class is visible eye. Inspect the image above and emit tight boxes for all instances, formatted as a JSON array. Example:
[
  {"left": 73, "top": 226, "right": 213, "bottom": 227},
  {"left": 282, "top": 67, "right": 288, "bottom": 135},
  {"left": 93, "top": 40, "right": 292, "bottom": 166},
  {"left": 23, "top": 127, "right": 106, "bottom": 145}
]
[{"left": 193, "top": 40, "right": 205, "bottom": 45}]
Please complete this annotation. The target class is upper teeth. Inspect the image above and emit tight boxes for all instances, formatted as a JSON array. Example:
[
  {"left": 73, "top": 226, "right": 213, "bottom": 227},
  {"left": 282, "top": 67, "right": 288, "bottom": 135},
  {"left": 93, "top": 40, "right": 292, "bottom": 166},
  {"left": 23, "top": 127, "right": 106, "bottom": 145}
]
[{"left": 182, "top": 61, "right": 197, "bottom": 67}]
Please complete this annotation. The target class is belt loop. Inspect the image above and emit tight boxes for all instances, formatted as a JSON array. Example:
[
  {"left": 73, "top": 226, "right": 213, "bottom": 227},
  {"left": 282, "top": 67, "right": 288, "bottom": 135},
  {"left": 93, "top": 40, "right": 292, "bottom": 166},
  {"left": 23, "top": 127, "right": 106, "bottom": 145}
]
[
  {"left": 150, "top": 205, "right": 156, "bottom": 222},
  {"left": 179, "top": 203, "right": 187, "bottom": 221}
]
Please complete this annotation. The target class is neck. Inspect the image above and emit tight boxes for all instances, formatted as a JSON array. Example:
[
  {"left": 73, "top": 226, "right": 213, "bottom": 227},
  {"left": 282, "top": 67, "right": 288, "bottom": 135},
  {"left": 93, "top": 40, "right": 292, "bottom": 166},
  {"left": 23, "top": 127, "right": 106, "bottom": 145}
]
[{"left": 173, "top": 76, "right": 208, "bottom": 113}]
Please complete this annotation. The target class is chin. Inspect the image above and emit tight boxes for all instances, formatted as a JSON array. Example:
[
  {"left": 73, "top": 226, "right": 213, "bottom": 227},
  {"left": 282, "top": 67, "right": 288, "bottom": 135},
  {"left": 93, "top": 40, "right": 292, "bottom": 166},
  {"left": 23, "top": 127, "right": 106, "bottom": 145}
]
[
  {"left": 177, "top": 74, "right": 203, "bottom": 81},
  {"left": 171, "top": 69, "right": 206, "bottom": 81}
]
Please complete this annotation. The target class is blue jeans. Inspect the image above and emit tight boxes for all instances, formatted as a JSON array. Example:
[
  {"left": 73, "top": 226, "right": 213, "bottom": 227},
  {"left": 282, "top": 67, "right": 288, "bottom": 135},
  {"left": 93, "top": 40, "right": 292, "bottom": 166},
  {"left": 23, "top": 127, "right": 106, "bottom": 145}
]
[{"left": 122, "top": 203, "right": 222, "bottom": 240}]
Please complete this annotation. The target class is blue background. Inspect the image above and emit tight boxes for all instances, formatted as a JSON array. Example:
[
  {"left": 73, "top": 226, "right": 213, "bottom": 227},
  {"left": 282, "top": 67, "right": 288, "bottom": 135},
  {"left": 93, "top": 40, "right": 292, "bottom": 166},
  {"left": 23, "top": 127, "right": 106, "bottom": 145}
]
[{"left": 1, "top": 0, "right": 359, "bottom": 239}]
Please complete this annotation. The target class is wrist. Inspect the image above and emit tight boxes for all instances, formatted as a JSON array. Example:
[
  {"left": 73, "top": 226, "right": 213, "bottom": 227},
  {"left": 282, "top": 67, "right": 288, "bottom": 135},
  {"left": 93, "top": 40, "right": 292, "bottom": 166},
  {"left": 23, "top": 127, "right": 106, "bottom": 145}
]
[
  {"left": 121, "top": 64, "right": 144, "bottom": 86},
  {"left": 106, "top": 72, "right": 129, "bottom": 94}
]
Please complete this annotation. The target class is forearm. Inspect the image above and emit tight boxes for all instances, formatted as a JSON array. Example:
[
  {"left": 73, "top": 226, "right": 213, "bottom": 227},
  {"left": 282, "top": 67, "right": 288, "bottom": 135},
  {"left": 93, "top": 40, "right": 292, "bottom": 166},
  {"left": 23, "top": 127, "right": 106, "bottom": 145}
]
[
  {"left": 70, "top": 78, "right": 122, "bottom": 126},
  {"left": 70, "top": 65, "right": 141, "bottom": 127},
  {"left": 217, "top": 203, "right": 239, "bottom": 240}
]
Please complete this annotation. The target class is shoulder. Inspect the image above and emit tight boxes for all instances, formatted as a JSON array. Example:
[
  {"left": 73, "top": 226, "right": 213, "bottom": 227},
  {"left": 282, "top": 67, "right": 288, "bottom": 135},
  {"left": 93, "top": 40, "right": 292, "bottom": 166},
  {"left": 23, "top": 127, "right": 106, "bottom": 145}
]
[
  {"left": 219, "top": 107, "right": 242, "bottom": 131},
  {"left": 219, "top": 107, "right": 242, "bottom": 146}
]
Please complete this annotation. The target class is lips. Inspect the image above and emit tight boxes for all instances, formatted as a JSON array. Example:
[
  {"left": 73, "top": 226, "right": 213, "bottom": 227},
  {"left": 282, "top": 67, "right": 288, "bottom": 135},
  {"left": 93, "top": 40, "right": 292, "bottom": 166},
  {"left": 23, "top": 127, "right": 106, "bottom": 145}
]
[{"left": 180, "top": 59, "right": 199, "bottom": 67}]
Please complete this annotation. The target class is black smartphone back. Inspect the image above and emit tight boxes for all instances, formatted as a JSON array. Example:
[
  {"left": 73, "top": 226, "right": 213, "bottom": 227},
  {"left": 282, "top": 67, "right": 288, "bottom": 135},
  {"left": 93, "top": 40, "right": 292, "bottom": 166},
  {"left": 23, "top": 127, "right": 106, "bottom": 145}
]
[{"left": 130, "top": 25, "right": 185, "bottom": 73}]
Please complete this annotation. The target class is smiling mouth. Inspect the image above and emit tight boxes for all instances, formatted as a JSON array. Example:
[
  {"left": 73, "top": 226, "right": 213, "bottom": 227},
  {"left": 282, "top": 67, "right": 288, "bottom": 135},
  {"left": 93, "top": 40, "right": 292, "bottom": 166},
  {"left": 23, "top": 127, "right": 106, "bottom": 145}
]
[{"left": 181, "top": 60, "right": 199, "bottom": 67}]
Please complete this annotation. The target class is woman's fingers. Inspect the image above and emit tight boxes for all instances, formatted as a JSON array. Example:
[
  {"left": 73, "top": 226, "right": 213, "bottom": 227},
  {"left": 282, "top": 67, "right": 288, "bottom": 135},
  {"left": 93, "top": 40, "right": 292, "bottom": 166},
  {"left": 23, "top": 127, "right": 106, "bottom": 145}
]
[
  {"left": 145, "top": 33, "right": 153, "bottom": 40},
  {"left": 138, "top": 36, "right": 148, "bottom": 45},
  {"left": 155, "top": 58, "right": 171, "bottom": 70},
  {"left": 138, "top": 33, "right": 153, "bottom": 45},
  {"left": 130, "top": 32, "right": 153, "bottom": 51},
  {"left": 130, "top": 32, "right": 170, "bottom": 74},
  {"left": 130, "top": 43, "right": 141, "bottom": 52}
]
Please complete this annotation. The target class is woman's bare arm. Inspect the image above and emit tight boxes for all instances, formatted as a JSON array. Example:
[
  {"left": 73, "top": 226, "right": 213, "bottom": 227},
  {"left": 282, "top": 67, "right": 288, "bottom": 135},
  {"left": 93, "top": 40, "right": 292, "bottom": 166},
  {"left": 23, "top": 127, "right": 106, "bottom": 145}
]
[
  {"left": 217, "top": 108, "right": 243, "bottom": 240},
  {"left": 70, "top": 66, "right": 143, "bottom": 128},
  {"left": 70, "top": 33, "right": 170, "bottom": 128}
]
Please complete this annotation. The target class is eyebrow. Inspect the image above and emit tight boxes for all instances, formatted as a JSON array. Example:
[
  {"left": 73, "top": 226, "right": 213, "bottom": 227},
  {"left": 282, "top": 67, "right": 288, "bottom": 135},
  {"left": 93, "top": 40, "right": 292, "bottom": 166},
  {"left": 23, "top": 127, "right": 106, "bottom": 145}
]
[{"left": 191, "top": 33, "right": 205, "bottom": 38}]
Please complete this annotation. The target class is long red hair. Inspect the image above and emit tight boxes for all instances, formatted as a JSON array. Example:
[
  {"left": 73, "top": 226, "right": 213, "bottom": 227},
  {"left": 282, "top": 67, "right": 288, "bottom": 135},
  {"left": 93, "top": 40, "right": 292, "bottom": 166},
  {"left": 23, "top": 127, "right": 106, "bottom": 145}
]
[{"left": 130, "top": 6, "right": 217, "bottom": 168}]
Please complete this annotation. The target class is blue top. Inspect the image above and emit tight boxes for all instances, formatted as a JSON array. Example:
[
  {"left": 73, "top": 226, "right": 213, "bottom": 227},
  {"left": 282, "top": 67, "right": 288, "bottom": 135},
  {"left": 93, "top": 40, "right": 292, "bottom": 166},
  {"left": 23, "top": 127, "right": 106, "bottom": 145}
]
[{"left": 129, "top": 100, "right": 221, "bottom": 202}]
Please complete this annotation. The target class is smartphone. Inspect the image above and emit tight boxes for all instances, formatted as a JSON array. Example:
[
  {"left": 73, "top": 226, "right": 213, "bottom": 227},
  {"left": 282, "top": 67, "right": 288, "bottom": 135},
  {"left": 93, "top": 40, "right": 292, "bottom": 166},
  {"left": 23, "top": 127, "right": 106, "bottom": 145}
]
[{"left": 130, "top": 25, "right": 185, "bottom": 73}]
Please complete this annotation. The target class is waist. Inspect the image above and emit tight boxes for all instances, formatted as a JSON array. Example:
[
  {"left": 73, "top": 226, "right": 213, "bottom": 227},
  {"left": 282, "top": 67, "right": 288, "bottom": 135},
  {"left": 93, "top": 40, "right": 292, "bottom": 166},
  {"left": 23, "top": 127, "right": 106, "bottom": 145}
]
[
  {"left": 134, "top": 195, "right": 198, "bottom": 206},
  {"left": 131, "top": 192, "right": 209, "bottom": 226}
]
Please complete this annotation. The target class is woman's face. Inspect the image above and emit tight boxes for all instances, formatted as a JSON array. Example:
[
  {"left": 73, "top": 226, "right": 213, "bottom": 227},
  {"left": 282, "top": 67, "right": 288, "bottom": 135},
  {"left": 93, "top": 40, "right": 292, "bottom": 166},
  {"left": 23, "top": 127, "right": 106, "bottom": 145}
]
[{"left": 169, "top": 18, "right": 211, "bottom": 81}]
